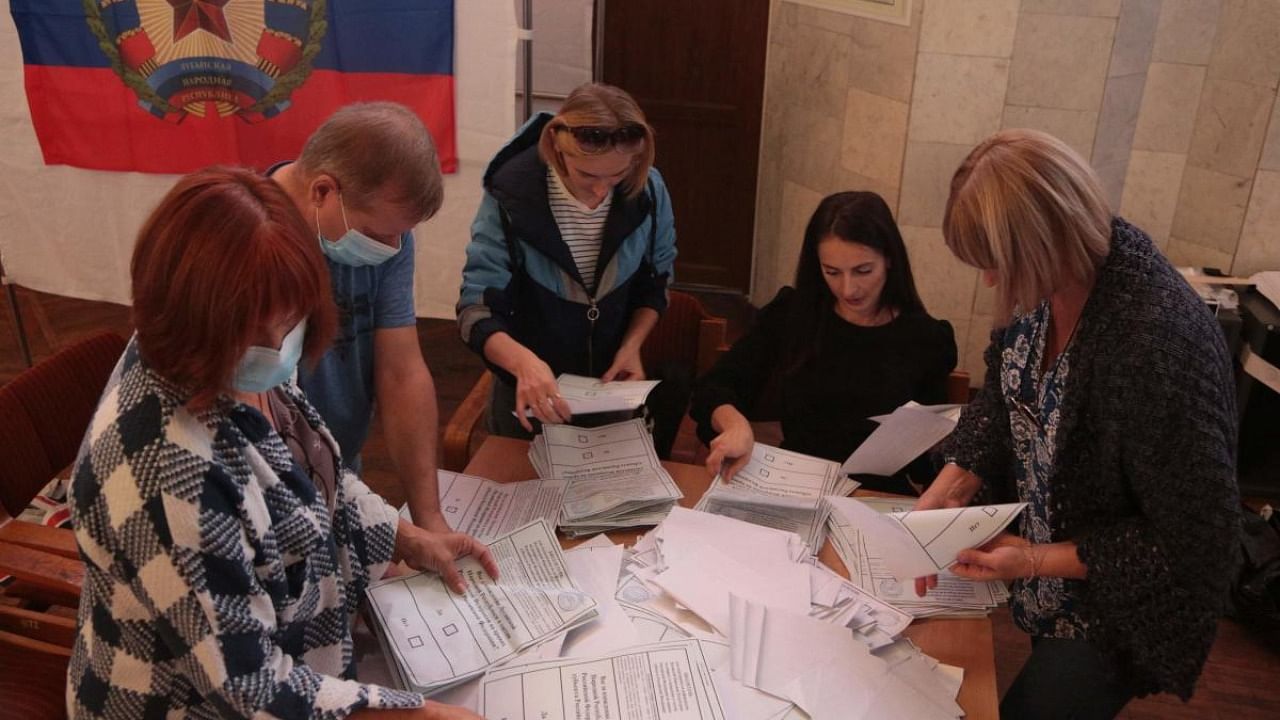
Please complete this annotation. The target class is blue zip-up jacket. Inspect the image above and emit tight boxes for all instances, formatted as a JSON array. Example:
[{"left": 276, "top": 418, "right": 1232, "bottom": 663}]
[{"left": 457, "top": 113, "right": 677, "bottom": 382}]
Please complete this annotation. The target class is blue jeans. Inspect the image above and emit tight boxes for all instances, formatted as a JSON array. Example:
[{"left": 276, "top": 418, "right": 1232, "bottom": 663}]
[{"left": 1001, "top": 637, "right": 1136, "bottom": 720}]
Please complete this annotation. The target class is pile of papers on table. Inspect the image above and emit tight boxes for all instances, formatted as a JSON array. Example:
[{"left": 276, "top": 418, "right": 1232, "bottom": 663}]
[
  {"left": 364, "top": 506, "right": 971, "bottom": 719},
  {"left": 399, "top": 470, "right": 566, "bottom": 543},
  {"left": 529, "top": 418, "right": 683, "bottom": 535},
  {"left": 363, "top": 520, "right": 599, "bottom": 694},
  {"left": 825, "top": 495, "right": 1021, "bottom": 618},
  {"left": 695, "top": 443, "right": 858, "bottom": 552}
]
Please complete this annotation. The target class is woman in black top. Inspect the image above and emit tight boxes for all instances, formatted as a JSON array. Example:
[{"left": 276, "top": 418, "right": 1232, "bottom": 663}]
[{"left": 690, "top": 191, "right": 957, "bottom": 487}]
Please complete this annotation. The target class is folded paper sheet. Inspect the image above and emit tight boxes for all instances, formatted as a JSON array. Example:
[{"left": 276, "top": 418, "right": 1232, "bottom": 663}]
[{"left": 826, "top": 496, "right": 1027, "bottom": 580}]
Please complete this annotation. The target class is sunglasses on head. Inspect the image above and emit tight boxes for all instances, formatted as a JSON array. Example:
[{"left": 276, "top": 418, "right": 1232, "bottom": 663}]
[{"left": 556, "top": 124, "right": 647, "bottom": 154}]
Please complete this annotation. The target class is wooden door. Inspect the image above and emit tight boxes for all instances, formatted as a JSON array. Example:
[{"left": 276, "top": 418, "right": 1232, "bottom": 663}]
[{"left": 597, "top": 0, "right": 770, "bottom": 292}]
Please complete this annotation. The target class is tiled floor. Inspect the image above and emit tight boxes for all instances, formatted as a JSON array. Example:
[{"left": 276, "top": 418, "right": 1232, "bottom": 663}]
[{"left": 4, "top": 286, "right": 1279, "bottom": 718}]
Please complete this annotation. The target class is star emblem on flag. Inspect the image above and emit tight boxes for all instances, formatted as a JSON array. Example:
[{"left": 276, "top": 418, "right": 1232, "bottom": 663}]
[{"left": 167, "top": 0, "right": 233, "bottom": 43}]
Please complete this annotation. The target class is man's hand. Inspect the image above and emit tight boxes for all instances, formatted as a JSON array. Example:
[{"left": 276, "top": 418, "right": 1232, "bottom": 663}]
[{"left": 393, "top": 519, "right": 499, "bottom": 593}]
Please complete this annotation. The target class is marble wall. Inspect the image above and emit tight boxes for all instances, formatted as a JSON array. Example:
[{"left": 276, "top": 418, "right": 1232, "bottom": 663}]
[{"left": 754, "top": 0, "right": 1280, "bottom": 382}]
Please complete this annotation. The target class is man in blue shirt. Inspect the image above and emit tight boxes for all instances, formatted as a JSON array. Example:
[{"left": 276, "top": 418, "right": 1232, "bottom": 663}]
[{"left": 271, "top": 103, "right": 458, "bottom": 545}]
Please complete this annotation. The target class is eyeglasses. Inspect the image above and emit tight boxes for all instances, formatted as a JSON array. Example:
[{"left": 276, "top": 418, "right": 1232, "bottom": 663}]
[{"left": 555, "top": 124, "right": 646, "bottom": 154}]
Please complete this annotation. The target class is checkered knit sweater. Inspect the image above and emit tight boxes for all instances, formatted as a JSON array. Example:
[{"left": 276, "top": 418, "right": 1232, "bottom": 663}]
[
  {"left": 66, "top": 341, "right": 423, "bottom": 719},
  {"left": 944, "top": 218, "right": 1240, "bottom": 700}
]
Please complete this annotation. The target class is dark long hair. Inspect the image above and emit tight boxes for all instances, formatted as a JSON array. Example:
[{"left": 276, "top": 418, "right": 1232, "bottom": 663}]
[{"left": 782, "top": 191, "right": 925, "bottom": 373}]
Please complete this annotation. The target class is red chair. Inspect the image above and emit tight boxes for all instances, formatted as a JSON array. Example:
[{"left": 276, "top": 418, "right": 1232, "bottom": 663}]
[{"left": 0, "top": 330, "right": 126, "bottom": 720}]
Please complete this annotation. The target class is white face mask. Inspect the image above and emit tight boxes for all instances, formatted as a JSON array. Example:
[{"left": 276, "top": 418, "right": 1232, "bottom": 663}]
[
  {"left": 316, "top": 193, "right": 400, "bottom": 267},
  {"left": 233, "top": 319, "right": 307, "bottom": 393}
]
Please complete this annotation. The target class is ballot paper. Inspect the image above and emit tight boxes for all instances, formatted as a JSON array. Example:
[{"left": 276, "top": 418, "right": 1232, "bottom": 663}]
[
  {"left": 826, "top": 497, "right": 1010, "bottom": 617},
  {"left": 530, "top": 419, "right": 683, "bottom": 534},
  {"left": 826, "top": 496, "right": 1027, "bottom": 580},
  {"left": 398, "top": 470, "right": 566, "bottom": 543},
  {"left": 694, "top": 444, "right": 858, "bottom": 552},
  {"left": 555, "top": 373, "right": 662, "bottom": 414},
  {"left": 479, "top": 639, "right": 728, "bottom": 720},
  {"left": 364, "top": 520, "right": 599, "bottom": 695},
  {"left": 841, "top": 403, "right": 959, "bottom": 476}
]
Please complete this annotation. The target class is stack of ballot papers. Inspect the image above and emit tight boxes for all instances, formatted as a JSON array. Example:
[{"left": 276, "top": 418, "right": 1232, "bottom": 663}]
[
  {"left": 529, "top": 418, "right": 683, "bottom": 535},
  {"left": 398, "top": 470, "right": 566, "bottom": 543},
  {"left": 728, "top": 596, "right": 964, "bottom": 719},
  {"left": 363, "top": 520, "right": 599, "bottom": 695},
  {"left": 695, "top": 443, "right": 858, "bottom": 552},
  {"left": 841, "top": 401, "right": 962, "bottom": 477},
  {"left": 825, "top": 496, "right": 1020, "bottom": 618}
]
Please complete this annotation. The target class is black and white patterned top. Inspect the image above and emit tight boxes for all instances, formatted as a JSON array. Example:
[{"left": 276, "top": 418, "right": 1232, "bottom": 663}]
[
  {"left": 1003, "top": 302, "right": 1088, "bottom": 640},
  {"left": 66, "top": 339, "right": 423, "bottom": 719},
  {"left": 548, "top": 165, "right": 611, "bottom": 290}
]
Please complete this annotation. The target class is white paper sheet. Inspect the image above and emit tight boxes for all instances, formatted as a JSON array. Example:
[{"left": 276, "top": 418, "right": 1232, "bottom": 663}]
[
  {"left": 652, "top": 544, "right": 811, "bottom": 636},
  {"left": 841, "top": 405, "right": 959, "bottom": 476},
  {"left": 561, "top": 543, "right": 640, "bottom": 658},
  {"left": 479, "top": 639, "right": 728, "bottom": 720},
  {"left": 364, "top": 520, "right": 598, "bottom": 694}
]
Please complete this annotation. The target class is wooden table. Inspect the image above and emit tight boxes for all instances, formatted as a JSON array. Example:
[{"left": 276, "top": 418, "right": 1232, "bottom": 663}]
[{"left": 465, "top": 436, "right": 998, "bottom": 719}]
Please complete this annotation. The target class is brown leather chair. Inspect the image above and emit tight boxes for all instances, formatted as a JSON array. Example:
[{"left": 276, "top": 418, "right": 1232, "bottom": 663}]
[
  {"left": 0, "top": 330, "right": 126, "bottom": 719},
  {"left": 441, "top": 290, "right": 730, "bottom": 471}
]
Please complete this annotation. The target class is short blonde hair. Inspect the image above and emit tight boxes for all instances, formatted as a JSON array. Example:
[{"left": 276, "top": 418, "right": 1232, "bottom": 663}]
[
  {"left": 297, "top": 102, "right": 444, "bottom": 221},
  {"left": 538, "top": 83, "right": 655, "bottom": 199},
  {"left": 943, "top": 129, "right": 1111, "bottom": 319}
]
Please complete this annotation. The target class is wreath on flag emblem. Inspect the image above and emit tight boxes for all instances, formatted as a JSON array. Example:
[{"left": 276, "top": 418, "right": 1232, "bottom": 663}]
[{"left": 82, "top": 0, "right": 327, "bottom": 122}]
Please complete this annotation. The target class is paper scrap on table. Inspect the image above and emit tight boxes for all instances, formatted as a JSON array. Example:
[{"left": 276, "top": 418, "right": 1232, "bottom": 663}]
[
  {"left": 841, "top": 404, "right": 958, "bottom": 477},
  {"left": 827, "top": 496, "right": 1026, "bottom": 580}
]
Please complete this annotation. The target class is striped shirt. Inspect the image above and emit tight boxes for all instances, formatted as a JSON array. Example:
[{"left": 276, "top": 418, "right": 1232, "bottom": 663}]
[{"left": 548, "top": 166, "right": 612, "bottom": 290}]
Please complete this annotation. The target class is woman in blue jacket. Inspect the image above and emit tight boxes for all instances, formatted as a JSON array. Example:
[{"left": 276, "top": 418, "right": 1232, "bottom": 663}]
[{"left": 457, "top": 83, "right": 678, "bottom": 444}]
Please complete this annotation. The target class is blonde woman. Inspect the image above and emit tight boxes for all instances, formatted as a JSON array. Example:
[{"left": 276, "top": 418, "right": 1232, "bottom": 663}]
[
  {"left": 915, "top": 129, "right": 1238, "bottom": 718},
  {"left": 457, "top": 83, "right": 679, "bottom": 448}
]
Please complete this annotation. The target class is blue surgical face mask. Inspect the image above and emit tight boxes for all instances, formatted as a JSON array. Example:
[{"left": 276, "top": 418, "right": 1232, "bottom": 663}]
[
  {"left": 233, "top": 318, "right": 307, "bottom": 393},
  {"left": 316, "top": 193, "right": 400, "bottom": 267}
]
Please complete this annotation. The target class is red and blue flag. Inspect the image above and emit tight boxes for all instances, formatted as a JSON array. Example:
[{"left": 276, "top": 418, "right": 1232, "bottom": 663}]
[{"left": 10, "top": 0, "right": 457, "bottom": 173}]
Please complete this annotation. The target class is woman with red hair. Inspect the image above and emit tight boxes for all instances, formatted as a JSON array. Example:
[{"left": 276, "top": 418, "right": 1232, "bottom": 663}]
[{"left": 67, "top": 167, "right": 491, "bottom": 720}]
